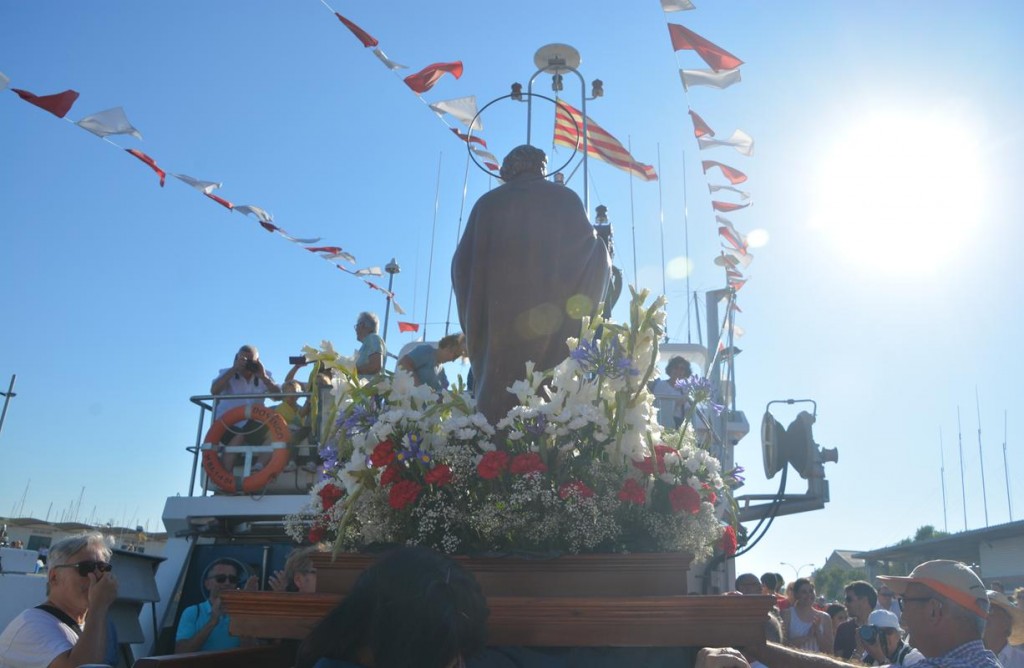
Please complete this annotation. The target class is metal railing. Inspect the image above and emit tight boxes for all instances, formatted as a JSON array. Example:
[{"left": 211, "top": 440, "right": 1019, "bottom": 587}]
[{"left": 186, "top": 391, "right": 316, "bottom": 496}]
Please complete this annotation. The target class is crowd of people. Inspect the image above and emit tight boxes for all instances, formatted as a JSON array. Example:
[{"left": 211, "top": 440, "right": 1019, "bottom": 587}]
[
  {"left": 721, "top": 561, "right": 1024, "bottom": 668},
  {"left": 208, "top": 312, "right": 468, "bottom": 478}
]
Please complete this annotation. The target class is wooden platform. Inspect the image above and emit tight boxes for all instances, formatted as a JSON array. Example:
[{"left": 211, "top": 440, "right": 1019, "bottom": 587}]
[{"left": 221, "top": 591, "right": 774, "bottom": 647}]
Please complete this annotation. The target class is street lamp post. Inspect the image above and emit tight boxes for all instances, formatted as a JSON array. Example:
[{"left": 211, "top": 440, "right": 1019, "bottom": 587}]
[
  {"left": 382, "top": 258, "right": 401, "bottom": 344},
  {"left": 780, "top": 561, "right": 815, "bottom": 581}
]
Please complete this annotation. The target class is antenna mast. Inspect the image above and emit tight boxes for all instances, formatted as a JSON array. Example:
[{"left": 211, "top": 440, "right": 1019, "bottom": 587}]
[{"left": 957, "top": 406, "right": 968, "bottom": 530}]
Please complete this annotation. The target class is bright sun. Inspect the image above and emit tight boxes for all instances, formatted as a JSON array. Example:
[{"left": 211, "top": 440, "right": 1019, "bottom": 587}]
[{"left": 809, "top": 108, "right": 987, "bottom": 276}]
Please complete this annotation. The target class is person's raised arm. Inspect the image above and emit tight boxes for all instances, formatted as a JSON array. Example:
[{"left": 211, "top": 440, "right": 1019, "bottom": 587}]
[
  {"left": 51, "top": 572, "right": 118, "bottom": 668},
  {"left": 253, "top": 359, "right": 280, "bottom": 394},
  {"left": 174, "top": 598, "right": 221, "bottom": 654}
]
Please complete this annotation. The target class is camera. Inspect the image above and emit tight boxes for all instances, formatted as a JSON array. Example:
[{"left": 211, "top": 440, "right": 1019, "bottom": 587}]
[
  {"left": 288, "top": 355, "right": 307, "bottom": 365},
  {"left": 858, "top": 625, "right": 879, "bottom": 644},
  {"left": 245, "top": 360, "right": 260, "bottom": 373}
]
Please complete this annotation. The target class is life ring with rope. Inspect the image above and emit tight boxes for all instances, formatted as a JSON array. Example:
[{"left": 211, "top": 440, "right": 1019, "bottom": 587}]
[{"left": 201, "top": 403, "right": 291, "bottom": 493}]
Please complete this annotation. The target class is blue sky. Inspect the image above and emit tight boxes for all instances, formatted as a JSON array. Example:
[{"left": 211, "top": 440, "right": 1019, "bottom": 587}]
[{"left": 2, "top": 1, "right": 1022, "bottom": 582}]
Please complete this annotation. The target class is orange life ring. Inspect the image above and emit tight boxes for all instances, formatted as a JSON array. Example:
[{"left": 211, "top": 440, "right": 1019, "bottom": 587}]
[{"left": 201, "top": 403, "right": 291, "bottom": 493}]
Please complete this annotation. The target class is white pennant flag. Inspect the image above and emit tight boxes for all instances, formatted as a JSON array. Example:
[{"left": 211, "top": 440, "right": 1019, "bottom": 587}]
[
  {"left": 76, "top": 107, "right": 143, "bottom": 139},
  {"left": 355, "top": 266, "right": 383, "bottom": 277},
  {"left": 372, "top": 47, "right": 407, "bottom": 70},
  {"left": 697, "top": 129, "right": 754, "bottom": 157},
  {"left": 709, "top": 184, "right": 751, "bottom": 200},
  {"left": 680, "top": 68, "right": 741, "bottom": 91},
  {"left": 661, "top": 0, "right": 696, "bottom": 10},
  {"left": 470, "top": 146, "right": 500, "bottom": 170},
  {"left": 233, "top": 204, "right": 273, "bottom": 223},
  {"left": 172, "top": 173, "right": 221, "bottom": 194},
  {"left": 0, "top": 71, "right": 10, "bottom": 91},
  {"left": 429, "top": 96, "right": 482, "bottom": 131}
]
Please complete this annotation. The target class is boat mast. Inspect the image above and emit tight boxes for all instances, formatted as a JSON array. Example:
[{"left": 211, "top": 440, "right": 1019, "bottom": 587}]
[
  {"left": 628, "top": 136, "right": 638, "bottom": 286},
  {"left": 1003, "top": 410, "right": 1012, "bottom": 521},
  {"left": 422, "top": 152, "right": 443, "bottom": 341},
  {"left": 656, "top": 144, "right": 667, "bottom": 322},
  {"left": 683, "top": 149, "right": 691, "bottom": 343},
  {"left": 939, "top": 428, "right": 948, "bottom": 533},
  {"left": 975, "top": 386, "right": 988, "bottom": 526}
]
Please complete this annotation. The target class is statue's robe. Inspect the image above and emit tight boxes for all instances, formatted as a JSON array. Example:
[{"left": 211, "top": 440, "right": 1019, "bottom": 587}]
[{"left": 452, "top": 174, "right": 611, "bottom": 425}]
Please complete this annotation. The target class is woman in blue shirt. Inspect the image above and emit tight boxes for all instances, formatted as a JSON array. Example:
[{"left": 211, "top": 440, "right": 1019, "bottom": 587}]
[{"left": 398, "top": 333, "right": 467, "bottom": 390}]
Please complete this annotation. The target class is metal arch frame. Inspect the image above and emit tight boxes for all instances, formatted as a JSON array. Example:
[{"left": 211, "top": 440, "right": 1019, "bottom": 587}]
[
  {"left": 526, "top": 64, "right": 590, "bottom": 215},
  {"left": 465, "top": 93, "right": 579, "bottom": 181}
]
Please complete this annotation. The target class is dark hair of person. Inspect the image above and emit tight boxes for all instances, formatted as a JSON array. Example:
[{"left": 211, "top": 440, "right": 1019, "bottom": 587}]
[
  {"left": 438, "top": 333, "right": 466, "bottom": 353},
  {"left": 826, "top": 603, "right": 846, "bottom": 619},
  {"left": 207, "top": 558, "right": 241, "bottom": 576},
  {"left": 295, "top": 546, "right": 489, "bottom": 668},
  {"left": 773, "top": 573, "right": 785, "bottom": 593},
  {"left": 760, "top": 572, "right": 778, "bottom": 591},
  {"left": 793, "top": 577, "right": 813, "bottom": 595},
  {"left": 845, "top": 580, "right": 878, "bottom": 608}
]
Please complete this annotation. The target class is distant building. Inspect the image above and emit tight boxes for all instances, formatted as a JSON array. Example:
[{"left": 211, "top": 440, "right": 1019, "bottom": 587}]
[
  {"left": 822, "top": 549, "right": 866, "bottom": 572},
  {"left": 853, "top": 519, "right": 1024, "bottom": 591}
]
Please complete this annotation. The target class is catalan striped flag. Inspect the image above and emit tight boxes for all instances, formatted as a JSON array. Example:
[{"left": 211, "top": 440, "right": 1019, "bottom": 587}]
[{"left": 553, "top": 99, "right": 657, "bottom": 182}]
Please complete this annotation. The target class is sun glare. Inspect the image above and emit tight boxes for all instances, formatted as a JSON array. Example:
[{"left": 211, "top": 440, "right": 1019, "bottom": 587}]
[{"left": 809, "top": 109, "right": 987, "bottom": 276}]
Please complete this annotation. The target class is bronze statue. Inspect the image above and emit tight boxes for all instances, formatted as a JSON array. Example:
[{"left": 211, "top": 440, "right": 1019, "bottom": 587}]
[{"left": 452, "top": 145, "right": 611, "bottom": 425}]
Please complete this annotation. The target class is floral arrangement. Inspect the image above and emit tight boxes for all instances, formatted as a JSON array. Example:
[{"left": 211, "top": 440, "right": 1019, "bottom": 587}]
[{"left": 285, "top": 288, "right": 740, "bottom": 559}]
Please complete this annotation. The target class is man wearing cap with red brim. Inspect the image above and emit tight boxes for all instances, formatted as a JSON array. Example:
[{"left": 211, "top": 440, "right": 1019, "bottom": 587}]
[
  {"left": 695, "top": 560, "right": 1001, "bottom": 668},
  {"left": 983, "top": 590, "right": 1024, "bottom": 668},
  {"left": 874, "top": 560, "right": 998, "bottom": 667}
]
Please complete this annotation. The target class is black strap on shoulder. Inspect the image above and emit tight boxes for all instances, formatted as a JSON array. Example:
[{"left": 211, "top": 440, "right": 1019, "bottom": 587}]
[{"left": 35, "top": 604, "right": 83, "bottom": 637}]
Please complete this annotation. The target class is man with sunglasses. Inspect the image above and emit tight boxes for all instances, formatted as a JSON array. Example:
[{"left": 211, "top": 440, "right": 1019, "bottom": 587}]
[
  {"left": 832, "top": 580, "right": 876, "bottom": 658},
  {"left": 175, "top": 559, "right": 256, "bottom": 653},
  {"left": 0, "top": 532, "right": 118, "bottom": 668}
]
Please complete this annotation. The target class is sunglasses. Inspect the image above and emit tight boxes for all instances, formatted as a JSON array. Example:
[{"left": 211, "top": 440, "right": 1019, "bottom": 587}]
[
  {"left": 208, "top": 574, "right": 240, "bottom": 584},
  {"left": 55, "top": 560, "right": 113, "bottom": 577}
]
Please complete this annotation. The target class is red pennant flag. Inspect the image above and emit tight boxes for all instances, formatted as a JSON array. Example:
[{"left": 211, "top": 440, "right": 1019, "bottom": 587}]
[
  {"left": 403, "top": 62, "right": 463, "bottom": 94},
  {"left": 11, "top": 88, "right": 80, "bottom": 118},
  {"left": 334, "top": 12, "right": 378, "bottom": 48},
  {"left": 667, "top": 24, "right": 743, "bottom": 72},
  {"left": 553, "top": 99, "right": 658, "bottom": 181},
  {"left": 688, "top": 109, "right": 715, "bottom": 138},
  {"left": 702, "top": 160, "right": 747, "bottom": 185},
  {"left": 451, "top": 127, "right": 487, "bottom": 148},
  {"left": 259, "top": 221, "right": 278, "bottom": 233},
  {"left": 712, "top": 200, "right": 750, "bottom": 213},
  {"left": 397, "top": 321, "right": 420, "bottom": 333},
  {"left": 205, "top": 192, "right": 234, "bottom": 210},
  {"left": 125, "top": 149, "right": 166, "bottom": 187}
]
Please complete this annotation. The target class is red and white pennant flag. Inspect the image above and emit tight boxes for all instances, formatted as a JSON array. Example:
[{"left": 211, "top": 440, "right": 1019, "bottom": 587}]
[{"left": 553, "top": 99, "right": 657, "bottom": 182}]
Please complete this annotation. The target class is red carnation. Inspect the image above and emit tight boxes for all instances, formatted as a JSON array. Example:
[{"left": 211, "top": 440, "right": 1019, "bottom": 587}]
[
  {"left": 308, "top": 525, "right": 325, "bottom": 543},
  {"left": 379, "top": 464, "right": 401, "bottom": 486},
  {"left": 509, "top": 452, "right": 548, "bottom": 475},
  {"left": 317, "top": 483, "right": 344, "bottom": 510},
  {"left": 669, "top": 484, "right": 702, "bottom": 514},
  {"left": 558, "top": 480, "right": 595, "bottom": 500},
  {"left": 476, "top": 451, "right": 510, "bottom": 479},
  {"left": 702, "top": 482, "right": 718, "bottom": 506},
  {"left": 617, "top": 478, "right": 647, "bottom": 505},
  {"left": 369, "top": 439, "right": 395, "bottom": 467},
  {"left": 388, "top": 479, "right": 422, "bottom": 510},
  {"left": 424, "top": 464, "right": 453, "bottom": 487},
  {"left": 720, "top": 525, "right": 737, "bottom": 557},
  {"left": 632, "top": 444, "right": 677, "bottom": 476}
]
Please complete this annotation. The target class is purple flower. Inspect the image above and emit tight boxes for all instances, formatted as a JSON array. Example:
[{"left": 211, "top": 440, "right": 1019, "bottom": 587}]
[
  {"left": 397, "top": 432, "right": 431, "bottom": 465},
  {"left": 570, "top": 335, "right": 639, "bottom": 380},
  {"left": 673, "top": 375, "right": 724, "bottom": 415}
]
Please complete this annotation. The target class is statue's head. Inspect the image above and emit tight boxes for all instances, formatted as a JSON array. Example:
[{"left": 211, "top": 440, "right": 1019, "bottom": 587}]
[{"left": 499, "top": 144, "right": 547, "bottom": 181}]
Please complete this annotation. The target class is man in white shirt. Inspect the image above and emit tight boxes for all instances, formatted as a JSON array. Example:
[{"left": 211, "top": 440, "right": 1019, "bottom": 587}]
[
  {"left": 210, "top": 344, "right": 279, "bottom": 470},
  {"left": 0, "top": 532, "right": 118, "bottom": 668}
]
